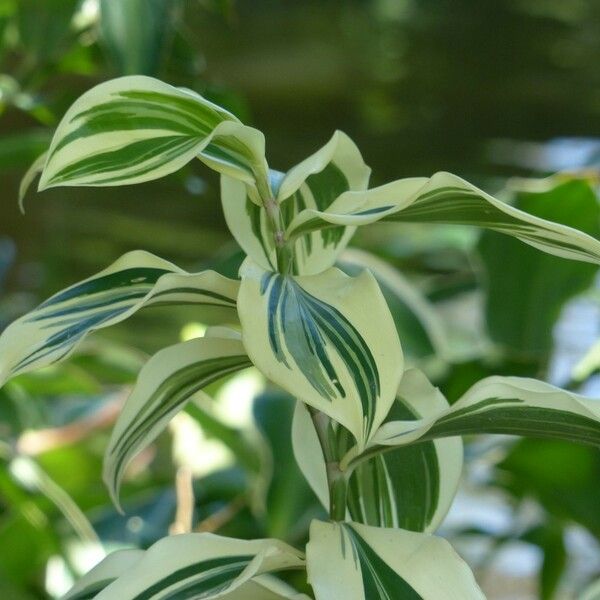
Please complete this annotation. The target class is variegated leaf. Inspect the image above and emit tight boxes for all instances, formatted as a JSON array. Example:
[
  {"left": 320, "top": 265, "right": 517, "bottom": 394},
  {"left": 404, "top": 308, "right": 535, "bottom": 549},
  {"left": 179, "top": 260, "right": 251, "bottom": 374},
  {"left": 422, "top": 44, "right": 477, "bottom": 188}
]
[
  {"left": 72, "top": 533, "right": 304, "bottom": 600},
  {"left": 62, "top": 549, "right": 144, "bottom": 600},
  {"left": 306, "top": 520, "right": 484, "bottom": 600},
  {"left": 225, "top": 574, "right": 311, "bottom": 599},
  {"left": 221, "top": 131, "right": 370, "bottom": 275},
  {"left": 0, "top": 251, "right": 239, "bottom": 385},
  {"left": 355, "top": 376, "right": 600, "bottom": 467},
  {"left": 292, "top": 369, "right": 462, "bottom": 532},
  {"left": 104, "top": 333, "right": 251, "bottom": 506},
  {"left": 238, "top": 259, "right": 403, "bottom": 447},
  {"left": 221, "top": 171, "right": 279, "bottom": 271},
  {"left": 287, "top": 171, "right": 600, "bottom": 265},
  {"left": 33, "top": 76, "right": 268, "bottom": 194},
  {"left": 276, "top": 130, "right": 370, "bottom": 274},
  {"left": 338, "top": 249, "right": 450, "bottom": 361}
]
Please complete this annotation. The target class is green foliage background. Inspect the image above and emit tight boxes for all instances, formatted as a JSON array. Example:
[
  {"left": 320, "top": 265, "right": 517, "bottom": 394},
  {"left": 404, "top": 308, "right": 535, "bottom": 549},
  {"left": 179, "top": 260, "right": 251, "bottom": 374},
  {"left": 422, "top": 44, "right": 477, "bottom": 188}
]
[{"left": 1, "top": 1, "right": 600, "bottom": 598}]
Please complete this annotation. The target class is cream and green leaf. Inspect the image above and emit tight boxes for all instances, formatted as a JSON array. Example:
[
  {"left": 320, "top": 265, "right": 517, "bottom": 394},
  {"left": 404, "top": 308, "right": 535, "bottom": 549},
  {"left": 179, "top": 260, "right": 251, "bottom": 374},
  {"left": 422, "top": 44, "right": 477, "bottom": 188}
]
[
  {"left": 348, "top": 376, "right": 600, "bottom": 469},
  {"left": 104, "top": 332, "right": 251, "bottom": 507},
  {"left": 276, "top": 130, "right": 370, "bottom": 275},
  {"left": 221, "top": 131, "right": 370, "bottom": 275},
  {"left": 287, "top": 171, "right": 600, "bottom": 265},
  {"left": 223, "top": 575, "right": 311, "bottom": 599},
  {"left": 238, "top": 259, "right": 403, "bottom": 447},
  {"left": 0, "top": 250, "right": 239, "bottom": 385},
  {"left": 292, "top": 370, "right": 462, "bottom": 532},
  {"left": 10, "top": 74, "right": 600, "bottom": 600},
  {"left": 306, "top": 520, "right": 484, "bottom": 600},
  {"left": 221, "top": 172, "right": 279, "bottom": 271},
  {"left": 62, "top": 549, "right": 144, "bottom": 600},
  {"left": 35, "top": 75, "right": 268, "bottom": 194},
  {"left": 63, "top": 533, "right": 304, "bottom": 600}
]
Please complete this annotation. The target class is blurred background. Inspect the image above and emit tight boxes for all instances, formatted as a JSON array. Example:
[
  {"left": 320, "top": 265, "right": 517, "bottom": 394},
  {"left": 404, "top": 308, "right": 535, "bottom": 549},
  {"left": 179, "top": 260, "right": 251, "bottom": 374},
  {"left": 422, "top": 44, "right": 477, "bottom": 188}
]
[{"left": 1, "top": 1, "right": 600, "bottom": 598}]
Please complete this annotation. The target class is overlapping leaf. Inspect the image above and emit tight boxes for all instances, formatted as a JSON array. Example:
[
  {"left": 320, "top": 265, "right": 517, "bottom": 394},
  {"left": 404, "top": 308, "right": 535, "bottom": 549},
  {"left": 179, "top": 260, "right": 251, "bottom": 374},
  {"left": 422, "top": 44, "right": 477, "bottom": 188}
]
[
  {"left": 238, "top": 259, "right": 403, "bottom": 447},
  {"left": 63, "top": 533, "right": 304, "bottom": 600},
  {"left": 221, "top": 131, "right": 370, "bottom": 275},
  {"left": 287, "top": 171, "right": 600, "bottom": 265},
  {"left": 0, "top": 250, "right": 239, "bottom": 385},
  {"left": 33, "top": 76, "right": 268, "bottom": 193},
  {"left": 104, "top": 331, "right": 251, "bottom": 506},
  {"left": 292, "top": 370, "right": 462, "bottom": 532},
  {"left": 306, "top": 520, "right": 484, "bottom": 600},
  {"left": 276, "top": 130, "right": 370, "bottom": 274},
  {"left": 354, "top": 376, "right": 600, "bottom": 468},
  {"left": 62, "top": 549, "right": 144, "bottom": 600},
  {"left": 338, "top": 249, "right": 450, "bottom": 360}
]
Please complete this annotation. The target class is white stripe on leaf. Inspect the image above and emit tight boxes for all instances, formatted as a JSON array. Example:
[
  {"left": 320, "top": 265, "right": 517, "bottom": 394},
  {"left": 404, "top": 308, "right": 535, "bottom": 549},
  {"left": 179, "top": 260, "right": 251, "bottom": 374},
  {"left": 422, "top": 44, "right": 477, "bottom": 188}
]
[
  {"left": 0, "top": 251, "right": 239, "bottom": 385},
  {"left": 239, "top": 259, "right": 403, "bottom": 448},
  {"left": 104, "top": 334, "right": 251, "bottom": 508},
  {"left": 90, "top": 533, "right": 304, "bottom": 600},
  {"left": 292, "top": 369, "right": 462, "bottom": 533},
  {"left": 35, "top": 76, "right": 268, "bottom": 193},
  {"left": 306, "top": 520, "right": 484, "bottom": 600},
  {"left": 347, "top": 375, "right": 600, "bottom": 470},
  {"left": 287, "top": 171, "right": 600, "bottom": 265}
]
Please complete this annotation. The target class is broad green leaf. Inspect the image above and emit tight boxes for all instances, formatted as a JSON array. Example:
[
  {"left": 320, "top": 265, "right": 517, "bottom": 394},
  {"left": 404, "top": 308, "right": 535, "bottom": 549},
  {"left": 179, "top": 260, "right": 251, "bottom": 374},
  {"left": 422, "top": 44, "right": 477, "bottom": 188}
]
[
  {"left": 238, "top": 259, "right": 403, "bottom": 447},
  {"left": 358, "top": 376, "right": 600, "bottom": 466},
  {"left": 498, "top": 439, "right": 600, "bottom": 539},
  {"left": 338, "top": 249, "right": 450, "bottom": 360},
  {"left": 35, "top": 76, "right": 268, "bottom": 192},
  {"left": 292, "top": 370, "right": 462, "bottom": 532},
  {"left": 104, "top": 333, "right": 251, "bottom": 506},
  {"left": 479, "top": 179, "right": 600, "bottom": 356},
  {"left": 221, "top": 131, "right": 370, "bottom": 275},
  {"left": 0, "top": 250, "right": 239, "bottom": 385},
  {"left": 16, "top": 0, "right": 80, "bottom": 65},
  {"left": 62, "top": 549, "right": 144, "bottom": 600},
  {"left": 92, "top": 532, "right": 304, "bottom": 599},
  {"left": 287, "top": 171, "right": 600, "bottom": 265},
  {"left": 100, "top": 0, "right": 175, "bottom": 76},
  {"left": 306, "top": 520, "right": 484, "bottom": 600}
]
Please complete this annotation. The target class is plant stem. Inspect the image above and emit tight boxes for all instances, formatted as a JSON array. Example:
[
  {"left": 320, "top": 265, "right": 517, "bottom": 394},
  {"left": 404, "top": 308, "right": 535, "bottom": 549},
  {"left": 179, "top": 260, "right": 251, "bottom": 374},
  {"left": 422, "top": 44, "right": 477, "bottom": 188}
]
[
  {"left": 263, "top": 196, "right": 292, "bottom": 273},
  {"left": 309, "top": 408, "right": 348, "bottom": 522}
]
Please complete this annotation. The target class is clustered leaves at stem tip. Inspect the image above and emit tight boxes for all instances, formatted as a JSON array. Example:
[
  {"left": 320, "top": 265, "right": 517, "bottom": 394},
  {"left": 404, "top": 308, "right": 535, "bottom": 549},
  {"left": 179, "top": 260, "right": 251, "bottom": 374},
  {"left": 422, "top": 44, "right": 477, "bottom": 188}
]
[{"left": 4, "top": 74, "right": 600, "bottom": 600}]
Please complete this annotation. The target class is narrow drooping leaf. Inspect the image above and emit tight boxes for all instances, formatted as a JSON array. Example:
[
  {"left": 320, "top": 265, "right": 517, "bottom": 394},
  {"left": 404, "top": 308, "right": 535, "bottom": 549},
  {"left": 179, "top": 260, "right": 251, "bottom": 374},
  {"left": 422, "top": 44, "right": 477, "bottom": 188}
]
[
  {"left": 293, "top": 370, "right": 462, "bottom": 532},
  {"left": 62, "top": 549, "right": 144, "bottom": 600},
  {"left": 91, "top": 533, "right": 304, "bottom": 600},
  {"left": 306, "top": 520, "right": 484, "bottom": 600},
  {"left": 287, "top": 171, "right": 600, "bottom": 265},
  {"left": 0, "top": 251, "right": 239, "bottom": 385},
  {"left": 221, "top": 131, "right": 370, "bottom": 275},
  {"left": 34, "top": 76, "right": 268, "bottom": 193},
  {"left": 359, "top": 376, "right": 600, "bottom": 465},
  {"left": 239, "top": 259, "right": 403, "bottom": 447},
  {"left": 104, "top": 334, "right": 251, "bottom": 506}
]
